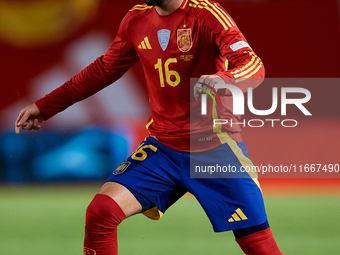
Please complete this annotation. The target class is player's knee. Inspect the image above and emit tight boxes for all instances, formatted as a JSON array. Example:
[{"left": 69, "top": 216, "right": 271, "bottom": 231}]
[{"left": 85, "top": 194, "right": 126, "bottom": 232}]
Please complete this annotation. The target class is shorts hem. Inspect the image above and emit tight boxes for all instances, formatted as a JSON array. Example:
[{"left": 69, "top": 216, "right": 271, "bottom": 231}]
[
  {"left": 104, "top": 180, "right": 154, "bottom": 212},
  {"left": 212, "top": 218, "right": 268, "bottom": 233}
]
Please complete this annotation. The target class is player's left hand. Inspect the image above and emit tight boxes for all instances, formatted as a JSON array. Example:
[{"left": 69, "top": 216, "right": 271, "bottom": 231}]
[{"left": 193, "top": 75, "right": 225, "bottom": 100}]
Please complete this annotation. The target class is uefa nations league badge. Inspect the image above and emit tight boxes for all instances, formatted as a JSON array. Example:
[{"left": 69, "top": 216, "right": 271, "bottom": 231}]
[{"left": 157, "top": 29, "right": 170, "bottom": 51}]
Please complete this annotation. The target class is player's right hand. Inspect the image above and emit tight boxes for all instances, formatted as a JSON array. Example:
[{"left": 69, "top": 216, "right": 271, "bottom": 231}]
[
  {"left": 15, "top": 103, "right": 44, "bottom": 134},
  {"left": 193, "top": 74, "right": 225, "bottom": 100}
]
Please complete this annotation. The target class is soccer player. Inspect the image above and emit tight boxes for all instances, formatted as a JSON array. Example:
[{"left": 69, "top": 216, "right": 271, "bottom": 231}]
[{"left": 15, "top": 0, "right": 284, "bottom": 254}]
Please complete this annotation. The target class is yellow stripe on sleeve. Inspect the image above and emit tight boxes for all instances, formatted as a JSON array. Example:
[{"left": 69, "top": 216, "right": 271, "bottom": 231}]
[
  {"left": 230, "top": 52, "right": 257, "bottom": 75},
  {"left": 189, "top": 0, "right": 231, "bottom": 30},
  {"left": 196, "top": 5, "right": 228, "bottom": 30},
  {"left": 202, "top": 0, "right": 233, "bottom": 28},
  {"left": 230, "top": 51, "right": 263, "bottom": 80},
  {"left": 224, "top": 59, "right": 229, "bottom": 71},
  {"left": 233, "top": 57, "right": 261, "bottom": 78},
  {"left": 213, "top": 3, "right": 235, "bottom": 27},
  {"left": 235, "top": 62, "right": 263, "bottom": 83}
]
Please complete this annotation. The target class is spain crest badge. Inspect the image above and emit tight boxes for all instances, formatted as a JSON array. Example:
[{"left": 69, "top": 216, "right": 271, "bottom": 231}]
[{"left": 177, "top": 28, "right": 192, "bottom": 52}]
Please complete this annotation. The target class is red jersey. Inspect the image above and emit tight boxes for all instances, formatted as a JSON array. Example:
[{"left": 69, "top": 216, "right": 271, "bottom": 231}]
[{"left": 35, "top": 0, "right": 265, "bottom": 152}]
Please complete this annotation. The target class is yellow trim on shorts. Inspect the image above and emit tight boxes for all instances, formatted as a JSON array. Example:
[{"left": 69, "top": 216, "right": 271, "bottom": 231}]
[
  {"left": 212, "top": 100, "right": 262, "bottom": 191},
  {"left": 142, "top": 206, "right": 164, "bottom": 220}
]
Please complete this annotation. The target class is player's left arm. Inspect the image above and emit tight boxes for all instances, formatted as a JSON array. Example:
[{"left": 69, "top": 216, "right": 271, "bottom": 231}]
[
  {"left": 194, "top": 2, "right": 264, "bottom": 98},
  {"left": 214, "top": 27, "right": 265, "bottom": 93}
]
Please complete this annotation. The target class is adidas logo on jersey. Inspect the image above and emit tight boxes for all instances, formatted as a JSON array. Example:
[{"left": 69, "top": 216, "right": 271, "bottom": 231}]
[
  {"left": 138, "top": 37, "right": 152, "bottom": 49},
  {"left": 228, "top": 208, "right": 248, "bottom": 222}
]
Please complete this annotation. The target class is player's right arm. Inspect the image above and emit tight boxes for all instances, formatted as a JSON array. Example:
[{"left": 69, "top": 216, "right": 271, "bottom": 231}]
[{"left": 15, "top": 12, "right": 138, "bottom": 134}]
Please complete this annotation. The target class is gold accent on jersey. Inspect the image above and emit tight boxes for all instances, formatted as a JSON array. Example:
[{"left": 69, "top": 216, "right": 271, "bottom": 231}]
[
  {"left": 193, "top": 1, "right": 228, "bottom": 30},
  {"left": 189, "top": 0, "right": 234, "bottom": 30},
  {"left": 213, "top": 2, "right": 235, "bottom": 27},
  {"left": 182, "top": 0, "right": 190, "bottom": 9},
  {"left": 228, "top": 208, "right": 248, "bottom": 222},
  {"left": 233, "top": 56, "right": 261, "bottom": 78},
  {"left": 146, "top": 118, "right": 154, "bottom": 131},
  {"left": 201, "top": 0, "right": 232, "bottom": 27},
  {"left": 129, "top": 4, "right": 153, "bottom": 12},
  {"left": 224, "top": 59, "right": 229, "bottom": 70},
  {"left": 180, "top": 55, "right": 194, "bottom": 61},
  {"left": 230, "top": 51, "right": 263, "bottom": 82},
  {"left": 235, "top": 62, "right": 263, "bottom": 83},
  {"left": 231, "top": 51, "right": 257, "bottom": 75},
  {"left": 138, "top": 37, "right": 152, "bottom": 49}
]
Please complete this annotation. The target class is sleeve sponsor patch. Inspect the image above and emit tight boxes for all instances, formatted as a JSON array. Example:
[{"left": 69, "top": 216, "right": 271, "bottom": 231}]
[{"left": 230, "top": 41, "right": 251, "bottom": 52}]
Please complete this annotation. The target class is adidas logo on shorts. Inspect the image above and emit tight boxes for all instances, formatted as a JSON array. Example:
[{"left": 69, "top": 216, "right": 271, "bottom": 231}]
[{"left": 228, "top": 208, "right": 248, "bottom": 222}]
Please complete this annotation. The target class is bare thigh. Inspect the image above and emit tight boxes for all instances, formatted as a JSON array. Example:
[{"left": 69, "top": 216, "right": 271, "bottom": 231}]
[{"left": 98, "top": 182, "right": 143, "bottom": 218}]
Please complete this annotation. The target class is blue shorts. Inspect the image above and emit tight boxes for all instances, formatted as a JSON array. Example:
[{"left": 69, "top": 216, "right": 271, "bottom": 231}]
[{"left": 106, "top": 137, "right": 267, "bottom": 232}]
